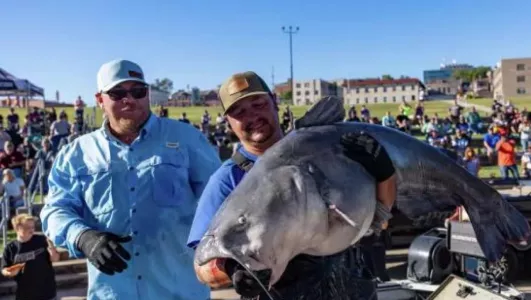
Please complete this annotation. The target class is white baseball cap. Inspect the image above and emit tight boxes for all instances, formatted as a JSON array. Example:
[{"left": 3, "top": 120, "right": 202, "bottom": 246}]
[{"left": 97, "top": 59, "right": 147, "bottom": 92}]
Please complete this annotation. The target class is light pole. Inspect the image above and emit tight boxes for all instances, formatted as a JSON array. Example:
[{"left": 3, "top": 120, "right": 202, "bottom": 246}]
[{"left": 282, "top": 26, "right": 299, "bottom": 104}]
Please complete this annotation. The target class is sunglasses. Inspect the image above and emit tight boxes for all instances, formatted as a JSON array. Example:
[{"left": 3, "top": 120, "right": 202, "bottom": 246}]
[{"left": 104, "top": 85, "right": 148, "bottom": 101}]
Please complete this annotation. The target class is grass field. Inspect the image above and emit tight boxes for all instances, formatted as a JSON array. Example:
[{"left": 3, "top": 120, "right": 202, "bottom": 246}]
[
  {"left": 464, "top": 97, "right": 531, "bottom": 110},
  {"left": 0, "top": 98, "right": 471, "bottom": 127}
]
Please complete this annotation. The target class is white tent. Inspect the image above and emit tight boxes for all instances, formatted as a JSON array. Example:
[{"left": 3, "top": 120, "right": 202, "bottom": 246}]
[{"left": 0, "top": 68, "right": 44, "bottom": 97}]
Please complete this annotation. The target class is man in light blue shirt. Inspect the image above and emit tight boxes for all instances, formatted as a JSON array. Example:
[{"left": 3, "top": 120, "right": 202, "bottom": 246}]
[{"left": 40, "top": 59, "right": 221, "bottom": 300}]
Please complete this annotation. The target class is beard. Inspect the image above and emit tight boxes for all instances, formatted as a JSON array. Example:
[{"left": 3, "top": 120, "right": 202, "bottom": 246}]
[{"left": 244, "top": 118, "right": 274, "bottom": 144}]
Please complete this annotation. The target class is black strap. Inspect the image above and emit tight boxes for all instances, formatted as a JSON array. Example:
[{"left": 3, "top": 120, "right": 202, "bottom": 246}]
[{"left": 232, "top": 151, "right": 254, "bottom": 172}]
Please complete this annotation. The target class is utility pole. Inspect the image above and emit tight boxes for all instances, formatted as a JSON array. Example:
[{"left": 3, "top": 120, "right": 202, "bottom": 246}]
[
  {"left": 271, "top": 66, "right": 275, "bottom": 89},
  {"left": 282, "top": 26, "right": 299, "bottom": 105}
]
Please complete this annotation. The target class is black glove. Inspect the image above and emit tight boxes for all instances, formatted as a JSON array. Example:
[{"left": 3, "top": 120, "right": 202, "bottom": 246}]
[
  {"left": 340, "top": 131, "right": 395, "bottom": 182},
  {"left": 76, "top": 230, "right": 132, "bottom": 275},
  {"left": 224, "top": 259, "right": 270, "bottom": 298}
]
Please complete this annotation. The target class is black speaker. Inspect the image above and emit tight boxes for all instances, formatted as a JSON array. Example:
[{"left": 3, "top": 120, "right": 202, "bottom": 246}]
[{"left": 407, "top": 228, "right": 453, "bottom": 284}]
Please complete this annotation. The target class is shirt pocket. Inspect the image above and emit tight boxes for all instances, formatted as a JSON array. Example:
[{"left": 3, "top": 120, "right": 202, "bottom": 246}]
[
  {"left": 151, "top": 150, "right": 188, "bottom": 208},
  {"left": 75, "top": 165, "right": 115, "bottom": 216}
]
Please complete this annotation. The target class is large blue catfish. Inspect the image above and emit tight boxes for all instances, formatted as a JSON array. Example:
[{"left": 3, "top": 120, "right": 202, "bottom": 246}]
[{"left": 195, "top": 97, "right": 530, "bottom": 290}]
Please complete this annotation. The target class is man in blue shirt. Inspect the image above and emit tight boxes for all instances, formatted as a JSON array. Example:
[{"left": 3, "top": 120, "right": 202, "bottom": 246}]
[
  {"left": 189, "top": 71, "right": 397, "bottom": 299},
  {"left": 40, "top": 59, "right": 221, "bottom": 300},
  {"left": 483, "top": 126, "right": 501, "bottom": 164}
]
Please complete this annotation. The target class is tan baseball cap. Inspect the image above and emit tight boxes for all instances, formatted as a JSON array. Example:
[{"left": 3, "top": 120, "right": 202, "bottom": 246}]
[{"left": 218, "top": 71, "right": 271, "bottom": 114}]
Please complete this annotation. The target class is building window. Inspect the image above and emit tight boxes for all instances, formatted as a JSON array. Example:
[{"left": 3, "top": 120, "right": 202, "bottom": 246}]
[
  {"left": 383, "top": 87, "right": 387, "bottom": 92},
  {"left": 305, "top": 91, "right": 310, "bottom": 95},
  {"left": 296, "top": 91, "right": 301, "bottom": 96},
  {"left": 356, "top": 88, "right": 360, "bottom": 94},
  {"left": 402, "top": 96, "right": 406, "bottom": 101},
  {"left": 402, "top": 86, "right": 405, "bottom": 91},
  {"left": 392, "top": 96, "right": 396, "bottom": 102},
  {"left": 305, "top": 98, "right": 311, "bottom": 105},
  {"left": 314, "top": 90, "right": 319, "bottom": 95},
  {"left": 364, "top": 97, "right": 368, "bottom": 103},
  {"left": 383, "top": 96, "right": 387, "bottom": 103},
  {"left": 296, "top": 83, "right": 301, "bottom": 88},
  {"left": 304, "top": 83, "right": 310, "bottom": 88},
  {"left": 411, "top": 95, "right": 416, "bottom": 101},
  {"left": 365, "top": 88, "right": 369, "bottom": 93},
  {"left": 356, "top": 98, "right": 360, "bottom": 104},
  {"left": 373, "top": 87, "right": 378, "bottom": 92},
  {"left": 517, "top": 88, "right": 527, "bottom": 94},
  {"left": 517, "top": 64, "right": 525, "bottom": 71},
  {"left": 517, "top": 75, "right": 526, "bottom": 82},
  {"left": 393, "top": 86, "right": 396, "bottom": 92},
  {"left": 411, "top": 85, "right": 415, "bottom": 90},
  {"left": 374, "top": 97, "right": 378, "bottom": 103}
]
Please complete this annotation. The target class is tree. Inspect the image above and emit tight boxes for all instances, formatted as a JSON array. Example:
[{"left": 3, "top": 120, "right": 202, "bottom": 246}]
[
  {"left": 381, "top": 74, "right": 394, "bottom": 80},
  {"left": 280, "top": 91, "right": 292, "bottom": 101},
  {"left": 150, "top": 78, "right": 174, "bottom": 93}
]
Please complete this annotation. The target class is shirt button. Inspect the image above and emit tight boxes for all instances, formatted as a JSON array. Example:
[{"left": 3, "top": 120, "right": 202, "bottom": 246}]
[
  {"left": 135, "top": 252, "right": 140, "bottom": 256},
  {"left": 132, "top": 208, "right": 137, "bottom": 213},
  {"left": 134, "top": 231, "right": 138, "bottom": 235},
  {"left": 129, "top": 148, "right": 133, "bottom": 152},
  {"left": 128, "top": 166, "right": 134, "bottom": 171},
  {"left": 130, "top": 187, "right": 135, "bottom": 191},
  {"left": 137, "top": 275, "right": 142, "bottom": 280}
]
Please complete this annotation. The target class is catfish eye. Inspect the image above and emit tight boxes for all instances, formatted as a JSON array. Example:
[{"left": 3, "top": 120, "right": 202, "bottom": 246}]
[{"left": 238, "top": 216, "right": 247, "bottom": 225}]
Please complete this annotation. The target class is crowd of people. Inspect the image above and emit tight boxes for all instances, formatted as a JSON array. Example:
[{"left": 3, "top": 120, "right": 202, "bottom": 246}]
[{"left": 0, "top": 104, "right": 89, "bottom": 214}]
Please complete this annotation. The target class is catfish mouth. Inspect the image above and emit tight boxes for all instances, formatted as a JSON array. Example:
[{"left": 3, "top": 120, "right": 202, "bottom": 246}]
[{"left": 195, "top": 234, "right": 270, "bottom": 272}]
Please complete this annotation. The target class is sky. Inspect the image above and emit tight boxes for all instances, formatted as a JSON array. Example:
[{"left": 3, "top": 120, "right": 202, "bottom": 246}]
[{"left": 2, "top": 0, "right": 531, "bottom": 106}]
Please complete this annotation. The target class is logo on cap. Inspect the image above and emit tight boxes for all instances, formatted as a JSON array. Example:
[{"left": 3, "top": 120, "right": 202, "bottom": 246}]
[
  {"left": 128, "top": 70, "right": 144, "bottom": 79},
  {"left": 227, "top": 77, "right": 249, "bottom": 95}
]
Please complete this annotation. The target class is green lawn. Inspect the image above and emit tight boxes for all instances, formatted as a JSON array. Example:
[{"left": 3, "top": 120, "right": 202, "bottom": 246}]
[
  {"left": 464, "top": 97, "right": 531, "bottom": 110},
  {"left": 0, "top": 99, "right": 465, "bottom": 127}
]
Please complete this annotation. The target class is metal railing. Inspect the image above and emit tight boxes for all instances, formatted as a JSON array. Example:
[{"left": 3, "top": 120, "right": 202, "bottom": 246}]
[
  {"left": 0, "top": 193, "right": 9, "bottom": 250},
  {"left": 24, "top": 158, "right": 46, "bottom": 216}
]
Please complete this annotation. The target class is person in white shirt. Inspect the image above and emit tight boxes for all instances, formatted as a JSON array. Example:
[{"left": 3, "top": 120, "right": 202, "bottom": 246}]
[
  {"left": 2, "top": 169, "right": 25, "bottom": 208},
  {"left": 521, "top": 145, "right": 531, "bottom": 178}
]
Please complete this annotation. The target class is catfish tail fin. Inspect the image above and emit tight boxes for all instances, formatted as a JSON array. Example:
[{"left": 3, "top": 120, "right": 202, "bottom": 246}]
[
  {"left": 469, "top": 200, "right": 530, "bottom": 262},
  {"left": 294, "top": 96, "right": 345, "bottom": 129}
]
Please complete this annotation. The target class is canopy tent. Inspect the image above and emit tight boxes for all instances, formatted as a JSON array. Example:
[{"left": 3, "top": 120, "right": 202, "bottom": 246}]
[{"left": 0, "top": 68, "right": 44, "bottom": 97}]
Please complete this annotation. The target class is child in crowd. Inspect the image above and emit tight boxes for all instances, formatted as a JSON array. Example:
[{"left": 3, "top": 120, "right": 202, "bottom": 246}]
[{"left": 1, "top": 214, "right": 60, "bottom": 300}]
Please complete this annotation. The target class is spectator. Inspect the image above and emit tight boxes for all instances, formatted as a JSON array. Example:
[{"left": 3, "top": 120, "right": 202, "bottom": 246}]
[
  {"left": 448, "top": 99, "right": 463, "bottom": 124},
  {"left": 399, "top": 100, "right": 412, "bottom": 118},
  {"left": 427, "top": 130, "right": 446, "bottom": 148},
  {"left": 496, "top": 134, "right": 519, "bottom": 179},
  {"left": 452, "top": 129, "right": 471, "bottom": 157},
  {"left": 414, "top": 102, "right": 424, "bottom": 125},
  {"left": 518, "top": 115, "right": 531, "bottom": 151},
  {"left": 281, "top": 106, "right": 294, "bottom": 133},
  {"left": 215, "top": 112, "right": 226, "bottom": 125},
  {"left": 467, "top": 106, "right": 482, "bottom": 134},
  {"left": 0, "top": 125, "right": 12, "bottom": 153},
  {"left": 179, "top": 112, "right": 190, "bottom": 124},
  {"left": 1, "top": 214, "right": 59, "bottom": 300},
  {"left": 201, "top": 110, "right": 211, "bottom": 135},
  {"left": 360, "top": 105, "right": 371, "bottom": 122},
  {"left": 49, "top": 114, "right": 71, "bottom": 151},
  {"left": 347, "top": 105, "right": 357, "bottom": 120},
  {"left": 2, "top": 169, "right": 25, "bottom": 209},
  {"left": 483, "top": 127, "right": 500, "bottom": 164},
  {"left": 381, "top": 111, "right": 395, "bottom": 128},
  {"left": 456, "top": 116, "right": 470, "bottom": 134},
  {"left": 396, "top": 114, "right": 410, "bottom": 133},
  {"left": 462, "top": 147, "right": 480, "bottom": 176},
  {"left": 521, "top": 145, "right": 531, "bottom": 178},
  {"left": 158, "top": 105, "right": 168, "bottom": 118},
  {"left": 6, "top": 108, "right": 19, "bottom": 131},
  {"left": 0, "top": 141, "right": 25, "bottom": 178}
]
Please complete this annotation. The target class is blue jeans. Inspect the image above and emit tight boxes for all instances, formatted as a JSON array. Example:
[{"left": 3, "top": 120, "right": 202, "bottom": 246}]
[
  {"left": 500, "top": 165, "right": 519, "bottom": 180},
  {"left": 521, "top": 139, "right": 529, "bottom": 151}
]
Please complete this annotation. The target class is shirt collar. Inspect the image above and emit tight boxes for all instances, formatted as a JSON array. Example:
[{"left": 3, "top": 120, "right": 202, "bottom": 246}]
[{"left": 236, "top": 143, "right": 259, "bottom": 162}]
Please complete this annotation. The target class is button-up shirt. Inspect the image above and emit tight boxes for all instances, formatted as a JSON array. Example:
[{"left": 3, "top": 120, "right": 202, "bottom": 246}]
[{"left": 40, "top": 113, "right": 221, "bottom": 300}]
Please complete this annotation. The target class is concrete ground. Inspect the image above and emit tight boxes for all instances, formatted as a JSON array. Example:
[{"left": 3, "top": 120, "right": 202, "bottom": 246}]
[{"left": 3, "top": 248, "right": 528, "bottom": 300}]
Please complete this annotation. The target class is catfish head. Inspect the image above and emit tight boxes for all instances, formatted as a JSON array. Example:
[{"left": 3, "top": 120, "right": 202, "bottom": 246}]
[{"left": 194, "top": 161, "right": 331, "bottom": 286}]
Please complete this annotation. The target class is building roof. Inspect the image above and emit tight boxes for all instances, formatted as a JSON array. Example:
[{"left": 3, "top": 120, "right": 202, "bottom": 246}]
[{"left": 342, "top": 78, "right": 423, "bottom": 88}]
